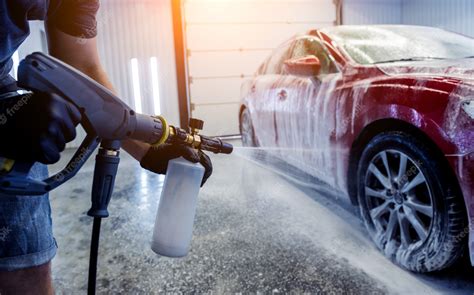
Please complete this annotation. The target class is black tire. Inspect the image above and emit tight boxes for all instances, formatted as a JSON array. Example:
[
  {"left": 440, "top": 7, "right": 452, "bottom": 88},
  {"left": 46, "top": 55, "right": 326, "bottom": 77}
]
[
  {"left": 357, "top": 131, "right": 467, "bottom": 272},
  {"left": 240, "top": 108, "right": 258, "bottom": 147}
]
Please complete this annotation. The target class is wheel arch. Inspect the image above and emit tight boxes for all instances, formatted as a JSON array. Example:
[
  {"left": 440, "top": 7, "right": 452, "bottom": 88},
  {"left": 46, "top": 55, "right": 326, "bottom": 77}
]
[{"left": 347, "top": 118, "right": 461, "bottom": 206}]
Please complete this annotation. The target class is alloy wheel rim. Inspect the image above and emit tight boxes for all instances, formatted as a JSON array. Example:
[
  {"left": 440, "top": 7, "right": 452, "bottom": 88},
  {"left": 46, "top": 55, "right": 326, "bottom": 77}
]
[{"left": 364, "top": 150, "right": 434, "bottom": 249}]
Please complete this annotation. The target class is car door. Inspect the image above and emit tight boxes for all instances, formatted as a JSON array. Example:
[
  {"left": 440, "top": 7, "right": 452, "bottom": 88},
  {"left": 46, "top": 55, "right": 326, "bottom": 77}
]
[
  {"left": 274, "top": 36, "right": 343, "bottom": 186},
  {"left": 250, "top": 40, "right": 295, "bottom": 148}
]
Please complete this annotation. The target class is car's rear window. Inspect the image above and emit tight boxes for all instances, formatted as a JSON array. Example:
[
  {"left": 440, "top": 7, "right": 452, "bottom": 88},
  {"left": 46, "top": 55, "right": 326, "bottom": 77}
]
[{"left": 321, "top": 26, "right": 474, "bottom": 65}]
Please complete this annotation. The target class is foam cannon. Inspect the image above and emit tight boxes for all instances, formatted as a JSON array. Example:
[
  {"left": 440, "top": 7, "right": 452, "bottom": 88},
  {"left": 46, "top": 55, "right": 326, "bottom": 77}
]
[{"left": 0, "top": 52, "right": 232, "bottom": 196}]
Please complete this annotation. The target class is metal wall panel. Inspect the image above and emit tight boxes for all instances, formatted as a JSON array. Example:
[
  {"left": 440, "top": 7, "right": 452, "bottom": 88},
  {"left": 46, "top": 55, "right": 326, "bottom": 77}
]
[
  {"left": 186, "top": 0, "right": 336, "bottom": 23},
  {"left": 190, "top": 78, "right": 245, "bottom": 105},
  {"left": 343, "top": 0, "right": 474, "bottom": 38},
  {"left": 189, "top": 51, "right": 270, "bottom": 79},
  {"left": 184, "top": 0, "right": 337, "bottom": 136},
  {"left": 192, "top": 103, "right": 242, "bottom": 136},
  {"left": 66, "top": 0, "right": 180, "bottom": 148},
  {"left": 342, "top": 0, "right": 402, "bottom": 25},
  {"left": 96, "top": 0, "right": 179, "bottom": 122},
  {"left": 402, "top": 0, "right": 474, "bottom": 37}
]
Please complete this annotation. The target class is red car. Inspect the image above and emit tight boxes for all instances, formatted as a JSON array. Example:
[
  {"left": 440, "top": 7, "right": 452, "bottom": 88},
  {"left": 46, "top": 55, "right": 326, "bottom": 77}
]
[{"left": 239, "top": 25, "right": 474, "bottom": 273}]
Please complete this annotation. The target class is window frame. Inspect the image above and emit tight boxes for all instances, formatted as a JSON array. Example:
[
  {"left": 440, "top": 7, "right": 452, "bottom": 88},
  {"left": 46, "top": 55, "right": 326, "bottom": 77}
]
[{"left": 290, "top": 35, "right": 340, "bottom": 76}]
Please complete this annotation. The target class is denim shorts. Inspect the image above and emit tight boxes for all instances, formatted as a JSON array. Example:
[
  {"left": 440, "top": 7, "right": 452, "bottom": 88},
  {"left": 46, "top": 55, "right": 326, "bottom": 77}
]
[{"left": 0, "top": 163, "right": 57, "bottom": 271}]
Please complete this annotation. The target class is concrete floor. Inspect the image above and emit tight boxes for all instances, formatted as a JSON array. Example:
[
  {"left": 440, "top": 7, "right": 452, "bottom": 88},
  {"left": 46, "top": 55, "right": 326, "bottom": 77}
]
[{"left": 48, "top": 143, "right": 474, "bottom": 294}]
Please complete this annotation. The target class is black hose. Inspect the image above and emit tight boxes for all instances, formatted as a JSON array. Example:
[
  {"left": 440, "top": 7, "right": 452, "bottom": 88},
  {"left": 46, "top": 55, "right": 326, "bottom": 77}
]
[{"left": 88, "top": 217, "right": 102, "bottom": 295}]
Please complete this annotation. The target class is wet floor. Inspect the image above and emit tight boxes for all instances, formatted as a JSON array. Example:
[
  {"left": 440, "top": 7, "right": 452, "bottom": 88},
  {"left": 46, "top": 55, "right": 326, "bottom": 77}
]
[{"left": 49, "top": 143, "right": 474, "bottom": 294}]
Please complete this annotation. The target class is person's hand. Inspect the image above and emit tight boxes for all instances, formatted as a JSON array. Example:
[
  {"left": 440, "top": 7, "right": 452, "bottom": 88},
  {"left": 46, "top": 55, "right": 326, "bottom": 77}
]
[
  {"left": 140, "top": 144, "right": 213, "bottom": 186},
  {"left": 0, "top": 91, "right": 81, "bottom": 164}
]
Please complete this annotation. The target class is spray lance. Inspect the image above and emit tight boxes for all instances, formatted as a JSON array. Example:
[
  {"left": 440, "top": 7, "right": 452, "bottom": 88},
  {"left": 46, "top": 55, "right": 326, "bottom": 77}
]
[{"left": 0, "top": 52, "right": 233, "bottom": 294}]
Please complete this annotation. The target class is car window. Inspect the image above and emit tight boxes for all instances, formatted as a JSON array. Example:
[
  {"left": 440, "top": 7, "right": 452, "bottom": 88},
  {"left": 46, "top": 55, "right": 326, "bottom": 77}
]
[
  {"left": 291, "top": 37, "right": 338, "bottom": 75},
  {"left": 264, "top": 40, "right": 294, "bottom": 75},
  {"left": 321, "top": 26, "right": 474, "bottom": 64}
]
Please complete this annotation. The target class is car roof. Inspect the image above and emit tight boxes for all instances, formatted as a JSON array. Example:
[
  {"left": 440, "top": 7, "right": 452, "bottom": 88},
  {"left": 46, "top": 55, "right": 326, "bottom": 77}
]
[{"left": 310, "top": 25, "right": 474, "bottom": 65}]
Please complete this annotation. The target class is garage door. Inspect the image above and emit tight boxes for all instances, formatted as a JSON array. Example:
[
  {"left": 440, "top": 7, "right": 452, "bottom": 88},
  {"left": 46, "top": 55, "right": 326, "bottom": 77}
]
[{"left": 184, "top": 0, "right": 337, "bottom": 136}]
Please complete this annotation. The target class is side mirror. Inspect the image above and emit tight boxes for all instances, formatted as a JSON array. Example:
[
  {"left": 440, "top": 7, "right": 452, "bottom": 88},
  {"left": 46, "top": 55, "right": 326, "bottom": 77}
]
[{"left": 284, "top": 55, "right": 321, "bottom": 77}]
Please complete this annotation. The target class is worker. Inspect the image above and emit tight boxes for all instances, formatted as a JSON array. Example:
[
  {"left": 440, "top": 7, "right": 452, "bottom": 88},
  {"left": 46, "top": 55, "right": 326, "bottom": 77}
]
[{"left": 0, "top": 1, "right": 212, "bottom": 294}]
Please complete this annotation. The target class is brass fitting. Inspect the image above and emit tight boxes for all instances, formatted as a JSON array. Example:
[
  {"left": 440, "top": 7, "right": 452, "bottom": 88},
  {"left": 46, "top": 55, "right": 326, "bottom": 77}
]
[
  {"left": 189, "top": 118, "right": 204, "bottom": 149},
  {"left": 0, "top": 158, "right": 15, "bottom": 174},
  {"left": 183, "top": 133, "right": 202, "bottom": 149},
  {"left": 192, "top": 134, "right": 202, "bottom": 149}
]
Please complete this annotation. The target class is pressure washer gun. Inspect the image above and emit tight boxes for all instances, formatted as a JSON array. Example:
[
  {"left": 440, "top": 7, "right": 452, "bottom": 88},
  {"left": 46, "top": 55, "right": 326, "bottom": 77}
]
[
  {"left": 0, "top": 52, "right": 232, "bottom": 196},
  {"left": 0, "top": 52, "right": 233, "bottom": 294}
]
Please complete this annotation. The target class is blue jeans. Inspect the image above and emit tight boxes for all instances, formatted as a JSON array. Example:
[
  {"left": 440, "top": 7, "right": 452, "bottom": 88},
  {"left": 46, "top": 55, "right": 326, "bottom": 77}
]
[{"left": 0, "top": 163, "right": 56, "bottom": 271}]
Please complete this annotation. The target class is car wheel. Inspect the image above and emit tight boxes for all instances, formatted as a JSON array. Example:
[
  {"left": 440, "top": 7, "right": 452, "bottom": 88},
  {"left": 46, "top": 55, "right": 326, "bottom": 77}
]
[
  {"left": 240, "top": 108, "right": 258, "bottom": 147},
  {"left": 357, "top": 131, "right": 467, "bottom": 272}
]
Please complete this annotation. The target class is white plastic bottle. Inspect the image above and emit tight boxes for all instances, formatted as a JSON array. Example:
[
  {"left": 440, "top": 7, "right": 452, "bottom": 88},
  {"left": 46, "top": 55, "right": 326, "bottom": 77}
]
[{"left": 151, "top": 157, "right": 204, "bottom": 257}]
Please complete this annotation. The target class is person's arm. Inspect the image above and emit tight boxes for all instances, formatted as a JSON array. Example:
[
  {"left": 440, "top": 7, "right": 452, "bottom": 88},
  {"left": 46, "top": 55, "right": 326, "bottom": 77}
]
[
  {"left": 45, "top": 22, "right": 213, "bottom": 184},
  {"left": 45, "top": 26, "right": 149, "bottom": 161}
]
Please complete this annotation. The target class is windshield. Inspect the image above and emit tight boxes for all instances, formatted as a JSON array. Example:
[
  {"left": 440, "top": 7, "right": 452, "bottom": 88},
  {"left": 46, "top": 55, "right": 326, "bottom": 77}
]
[{"left": 321, "top": 26, "right": 474, "bottom": 65}]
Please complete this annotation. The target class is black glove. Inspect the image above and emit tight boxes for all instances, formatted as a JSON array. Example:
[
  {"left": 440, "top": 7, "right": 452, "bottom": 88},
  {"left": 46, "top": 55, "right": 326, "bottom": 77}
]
[
  {"left": 140, "top": 144, "right": 213, "bottom": 186},
  {"left": 0, "top": 91, "right": 81, "bottom": 164}
]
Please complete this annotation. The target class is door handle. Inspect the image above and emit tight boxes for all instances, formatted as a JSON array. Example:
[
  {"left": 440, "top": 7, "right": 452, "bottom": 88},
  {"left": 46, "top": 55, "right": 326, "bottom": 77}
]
[{"left": 278, "top": 89, "right": 287, "bottom": 101}]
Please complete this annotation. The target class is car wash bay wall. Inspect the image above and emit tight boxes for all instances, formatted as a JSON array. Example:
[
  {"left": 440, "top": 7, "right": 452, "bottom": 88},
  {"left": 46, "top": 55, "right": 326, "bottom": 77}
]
[
  {"left": 66, "top": 0, "right": 180, "bottom": 147},
  {"left": 342, "top": 0, "right": 402, "bottom": 25},
  {"left": 401, "top": 0, "right": 474, "bottom": 37},
  {"left": 183, "top": 0, "right": 338, "bottom": 136},
  {"left": 343, "top": 0, "right": 474, "bottom": 37}
]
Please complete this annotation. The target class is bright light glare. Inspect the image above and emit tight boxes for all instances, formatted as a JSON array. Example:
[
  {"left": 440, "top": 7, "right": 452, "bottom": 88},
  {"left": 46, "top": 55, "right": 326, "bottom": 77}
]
[
  {"left": 131, "top": 58, "right": 143, "bottom": 114},
  {"left": 150, "top": 57, "right": 161, "bottom": 115},
  {"left": 12, "top": 51, "right": 20, "bottom": 79}
]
